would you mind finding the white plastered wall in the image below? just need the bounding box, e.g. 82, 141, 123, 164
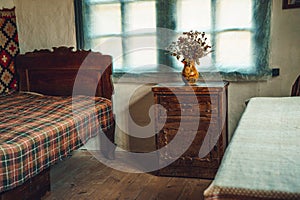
0, 0, 76, 53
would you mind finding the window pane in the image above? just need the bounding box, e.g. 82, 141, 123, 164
216, 31, 253, 70
177, 0, 211, 32
90, 36, 123, 71
86, 0, 115, 3
89, 3, 121, 36
216, 0, 252, 30
124, 35, 157, 71
125, 1, 156, 32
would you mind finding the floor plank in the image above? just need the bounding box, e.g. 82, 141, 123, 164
135, 175, 171, 200
43, 150, 212, 200
155, 177, 187, 200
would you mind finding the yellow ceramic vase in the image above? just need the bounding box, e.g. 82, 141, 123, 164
181, 60, 199, 85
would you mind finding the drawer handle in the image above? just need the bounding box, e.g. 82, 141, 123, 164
198, 157, 211, 162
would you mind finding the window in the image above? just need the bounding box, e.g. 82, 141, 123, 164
76, 0, 157, 72
75, 0, 272, 76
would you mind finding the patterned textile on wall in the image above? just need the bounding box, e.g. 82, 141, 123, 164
0, 7, 19, 94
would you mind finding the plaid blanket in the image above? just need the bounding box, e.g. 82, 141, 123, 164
0, 92, 113, 192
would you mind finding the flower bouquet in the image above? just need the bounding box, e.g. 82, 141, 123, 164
166, 30, 212, 84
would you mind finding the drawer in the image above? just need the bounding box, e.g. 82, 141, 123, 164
156, 126, 221, 164
156, 120, 219, 131
156, 94, 219, 121
158, 94, 217, 104
158, 94, 218, 115
156, 124, 218, 149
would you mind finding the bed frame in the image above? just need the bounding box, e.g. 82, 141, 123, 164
17, 46, 113, 99
0, 46, 115, 200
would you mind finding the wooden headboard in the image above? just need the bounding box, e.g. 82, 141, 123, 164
16, 46, 113, 100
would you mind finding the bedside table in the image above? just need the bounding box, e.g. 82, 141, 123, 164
152, 82, 229, 179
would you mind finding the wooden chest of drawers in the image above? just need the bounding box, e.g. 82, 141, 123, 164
152, 82, 228, 179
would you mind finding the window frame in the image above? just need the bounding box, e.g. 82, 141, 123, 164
75, 0, 157, 72
74, 0, 272, 79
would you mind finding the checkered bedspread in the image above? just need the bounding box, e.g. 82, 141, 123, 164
0, 92, 113, 192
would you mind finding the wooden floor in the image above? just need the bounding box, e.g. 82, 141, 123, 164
43, 150, 212, 200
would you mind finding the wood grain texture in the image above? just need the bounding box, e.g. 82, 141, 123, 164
43, 150, 212, 200
152, 82, 229, 179
16, 46, 113, 99
0, 169, 50, 200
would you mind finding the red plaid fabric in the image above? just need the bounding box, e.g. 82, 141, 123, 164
0, 92, 113, 192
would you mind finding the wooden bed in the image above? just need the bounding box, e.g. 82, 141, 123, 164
0, 47, 115, 199
204, 77, 300, 200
